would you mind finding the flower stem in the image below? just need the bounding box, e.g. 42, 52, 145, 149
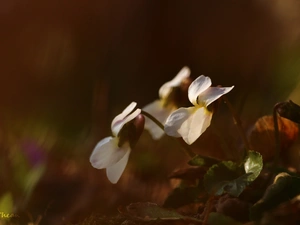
223, 96, 250, 159
176, 138, 196, 158
273, 103, 282, 168
141, 110, 164, 130
141, 110, 196, 158
202, 195, 218, 225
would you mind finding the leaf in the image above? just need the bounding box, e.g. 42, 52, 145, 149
204, 152, 263, 197
119, 202, 202, 223
163, 186, 204, 208
0, 192, 13, 213
248, 115, 298, 161
204, 161, 245, 196
223, 173, 253, 197
215, 194, 252, 222
244, 151, 263, 182
250, 172, 300, 221
208, 212, 242, 225
259, 195, 300, 225
188, 155, 220, 167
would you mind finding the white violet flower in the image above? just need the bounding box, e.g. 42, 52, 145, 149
164, 75, 234, 145
90, 102, 144, 184
143, 67, 191, 140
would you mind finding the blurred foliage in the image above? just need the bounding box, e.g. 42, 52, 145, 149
0, 192, 13, 214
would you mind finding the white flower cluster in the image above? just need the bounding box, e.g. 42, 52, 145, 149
90, 67, 234, 183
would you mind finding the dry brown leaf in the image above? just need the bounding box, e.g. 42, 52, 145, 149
215, 194, 252, 222
248, 115, 298, 161
260, 195, 300, 225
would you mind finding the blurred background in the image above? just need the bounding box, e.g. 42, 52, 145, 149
1, 0, 300, 224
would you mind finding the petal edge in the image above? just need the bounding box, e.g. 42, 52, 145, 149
188, 75, 211, 105
106, 147, 131, 184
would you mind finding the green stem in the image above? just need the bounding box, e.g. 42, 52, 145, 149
223, 96, 250, 159
141, 110, 164, 130
141, 110, 196, 158
210, 123, 233, 159
176, 138, 196, 158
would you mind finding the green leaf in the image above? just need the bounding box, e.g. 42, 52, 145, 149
0, 192, 13, 213
208, 212, 242, 225
250, 172, 300, 221
223, 173, 253, 197
204, 152, 263, 197
204, 161, 244, 196
244, 151, 263, 182
163, 186, 204, 208
188, 155, 220, 167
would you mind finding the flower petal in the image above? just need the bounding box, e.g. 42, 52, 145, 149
198, 86, 234, 107
111, 102, 140, 136
89, 137, 128, 169
159, 67, 190, 99
106, 147, 131, 184
178, 107, 213, 144
165, 107, 212, 145
122, 108, 141, 127
164, 107, 194, 138
143, 100, 175, 140
188, 75, 211, 105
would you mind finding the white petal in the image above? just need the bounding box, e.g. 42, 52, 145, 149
143, 100, 175, 140
159, 67, 190, 99
111, 102, 140, 136
165, 107, 212, 145
89, 137, 128, 169
178, 107, 213, 144
106, 148, 131, 184
122, 108, 141, 127
198, 86, 234, 107
164, 107, 194, 138
188, 75, 211, 105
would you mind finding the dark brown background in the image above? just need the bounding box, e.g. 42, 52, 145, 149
1, 1, 300, 224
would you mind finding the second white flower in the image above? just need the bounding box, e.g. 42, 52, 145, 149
164, 75, 234, 145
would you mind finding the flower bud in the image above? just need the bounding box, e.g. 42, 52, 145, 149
118, 114, 145, 149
